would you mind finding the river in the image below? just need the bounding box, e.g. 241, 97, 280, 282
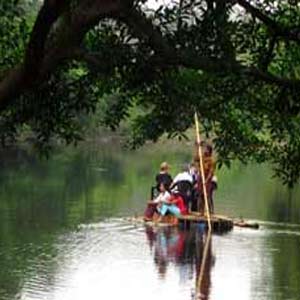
0, 140, 299, 300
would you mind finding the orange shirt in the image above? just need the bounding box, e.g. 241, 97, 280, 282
203, 156, 216, 179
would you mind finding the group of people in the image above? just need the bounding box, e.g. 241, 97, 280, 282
145, 225, 213, 294
144, 143, 217, 222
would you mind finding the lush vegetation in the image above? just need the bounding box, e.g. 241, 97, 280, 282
1, 0, 300, 186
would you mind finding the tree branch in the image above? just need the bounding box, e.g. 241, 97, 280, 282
0, 1, 68, 111
71, 48, 117, 74
0, 0, 128, 112
236, 0, 300, 42
123, 7, 300, 88
259, 36, 276, 71
1, 0, 300, 116
24, 0, 69, 76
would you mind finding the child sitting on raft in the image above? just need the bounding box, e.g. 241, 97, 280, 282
144, 182, 171, 221
157, 188, 187, 218
144, 183, 187, 222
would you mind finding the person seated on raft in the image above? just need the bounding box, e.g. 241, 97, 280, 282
156, 188, 187, 222
144, 182, 171, 221
153, 182, 171, 204
171, 164, 193, 186
169, 164, 193, 210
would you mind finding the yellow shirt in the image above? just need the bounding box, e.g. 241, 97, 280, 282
203, 156, 216, 179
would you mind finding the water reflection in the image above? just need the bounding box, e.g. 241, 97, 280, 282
2, 219, 300, 300
1, 143, 300, 300
145, 225, 214, 300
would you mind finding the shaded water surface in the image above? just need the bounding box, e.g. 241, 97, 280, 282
0, 142, 300, 300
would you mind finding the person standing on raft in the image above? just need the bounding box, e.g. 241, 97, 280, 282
156, 162, 173, 189
152, 162, 173, 199
195, 143, 217, 214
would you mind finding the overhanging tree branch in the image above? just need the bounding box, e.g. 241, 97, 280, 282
123, 7, 300, 88
1, 0, 300, 115
0, 0, 129, 112
0, 0, 68, 111
236, 0, 300, 42
24, 0, 69, 76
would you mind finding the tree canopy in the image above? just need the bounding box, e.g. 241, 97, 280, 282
1, 0, 300, 186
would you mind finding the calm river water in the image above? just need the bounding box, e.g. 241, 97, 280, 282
0, 140, 300, 300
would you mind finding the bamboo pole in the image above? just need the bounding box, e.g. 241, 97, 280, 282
194, 112, 212, 232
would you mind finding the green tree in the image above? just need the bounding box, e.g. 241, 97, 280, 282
1, 0, 300, 186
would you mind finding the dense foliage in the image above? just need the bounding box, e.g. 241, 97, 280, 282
1, 0, 300, 186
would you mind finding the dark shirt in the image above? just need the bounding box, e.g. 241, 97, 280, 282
155, 172, 173, 190
173, 180, 193, 205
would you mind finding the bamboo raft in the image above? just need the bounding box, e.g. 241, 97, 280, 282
178, 212, 234, 232
139, 212, 259, 232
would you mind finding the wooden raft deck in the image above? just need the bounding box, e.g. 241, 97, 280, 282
177, 212, 234, 232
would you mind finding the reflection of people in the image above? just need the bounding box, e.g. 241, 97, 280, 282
154, 228, 169, 279
145, 225, 156, 250
150, 227, 183, 279
145, 225, 214, 300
